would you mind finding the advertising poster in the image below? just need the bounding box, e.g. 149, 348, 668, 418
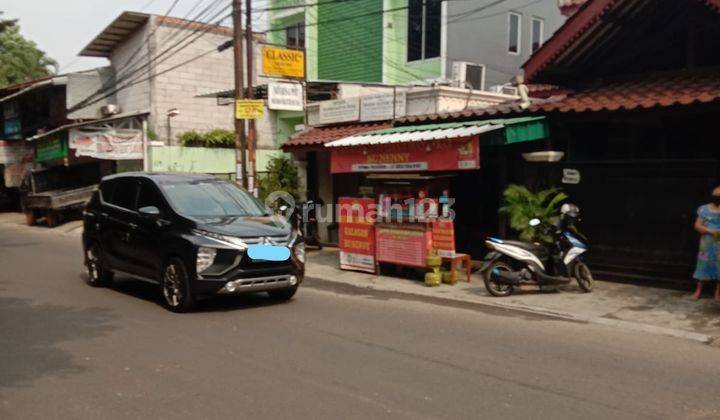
69, 127, 143, 160
338, 197, 376, 273
432, 219, 456, 258
375, 225, 431, 268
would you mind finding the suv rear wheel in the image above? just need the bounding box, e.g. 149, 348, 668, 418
161, 258, 195, 313
85, 244, 114, 287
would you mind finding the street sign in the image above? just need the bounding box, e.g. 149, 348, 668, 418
235, 99, 265, 119
268, 81, 304, 111
562, 168, 581, 184
262, 46, 305, 79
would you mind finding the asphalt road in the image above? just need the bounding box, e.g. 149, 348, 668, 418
2, 225, 720, 420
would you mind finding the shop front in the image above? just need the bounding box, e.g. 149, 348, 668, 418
326, 117, 549, 275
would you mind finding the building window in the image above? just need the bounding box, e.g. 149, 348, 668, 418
407, 0, 441, 62
531, 17, 544, 52
508, 12, 521, 55
285, 22, 305, 48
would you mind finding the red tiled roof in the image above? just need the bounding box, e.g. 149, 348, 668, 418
282, 122, 392, 150
399, 70, 720, 123
524, 0, 720, 82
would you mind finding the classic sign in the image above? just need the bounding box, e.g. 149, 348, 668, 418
69, 127, 143, 160
262, 47, 305, 78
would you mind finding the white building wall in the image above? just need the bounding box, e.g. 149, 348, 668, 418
110, 23, 152, 117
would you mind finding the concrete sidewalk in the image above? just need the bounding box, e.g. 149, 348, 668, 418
0, 212, 84, 237
306, 248, 720, 344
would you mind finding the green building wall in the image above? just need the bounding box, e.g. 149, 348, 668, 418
316, 0, 384, 82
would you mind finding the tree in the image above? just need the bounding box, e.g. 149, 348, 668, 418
0, 14, 56, 87
258, 155, 300, 204
498, 184, 568, 243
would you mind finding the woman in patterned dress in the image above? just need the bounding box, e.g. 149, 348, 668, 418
692, 187, 720, 300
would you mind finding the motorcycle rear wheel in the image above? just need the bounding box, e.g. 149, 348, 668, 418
574, 262, 594, 293
484, 261, 515, 297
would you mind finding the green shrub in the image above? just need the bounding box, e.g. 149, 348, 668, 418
178, 129, 235, 148
499, 184, 567, 243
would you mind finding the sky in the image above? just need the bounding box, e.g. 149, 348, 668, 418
2, 0, 268, 74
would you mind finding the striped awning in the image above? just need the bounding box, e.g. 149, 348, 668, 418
325, 117, 547, 148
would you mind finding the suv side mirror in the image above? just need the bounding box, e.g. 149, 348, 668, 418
139, 206, 160, 218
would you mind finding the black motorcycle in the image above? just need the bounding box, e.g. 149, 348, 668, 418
480, 204, 594, 297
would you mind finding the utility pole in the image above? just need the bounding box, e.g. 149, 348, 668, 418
245, 0, 257, 195
232, 0, 248, 189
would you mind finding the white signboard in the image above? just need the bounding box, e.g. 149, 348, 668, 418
318, 98, 360, 125
69, 127, 143, 160
268, 81, 304, 111
562, 168, 581, 184
360, 92, 406, 122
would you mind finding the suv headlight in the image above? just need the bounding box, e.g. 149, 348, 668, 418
292, 241, 306, 264
196, 247, 218, 273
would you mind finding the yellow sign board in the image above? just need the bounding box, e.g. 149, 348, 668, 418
262, 46, 305, 78
235, 99, 265, 119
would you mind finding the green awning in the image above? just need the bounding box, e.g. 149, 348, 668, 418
479, 116, 549, 146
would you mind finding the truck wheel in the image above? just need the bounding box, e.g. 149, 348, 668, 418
25, 211, 36, 226
46, 211, 58, 228
161, 258, 196, 313
268, 286, 298, 301
85, 244, 114, 287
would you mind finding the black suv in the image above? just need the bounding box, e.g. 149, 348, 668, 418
82, 173, 304, 312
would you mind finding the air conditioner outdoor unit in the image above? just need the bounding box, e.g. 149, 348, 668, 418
488, 85, 520, 96
451, 62, 486, 91
100, 104, 121, 117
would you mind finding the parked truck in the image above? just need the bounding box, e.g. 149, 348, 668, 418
20, 163, 101, 227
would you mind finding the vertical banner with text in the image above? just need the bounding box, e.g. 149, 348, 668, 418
338, 197, 377, 274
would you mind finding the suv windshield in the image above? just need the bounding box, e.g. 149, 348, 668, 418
160, 179, 269, 218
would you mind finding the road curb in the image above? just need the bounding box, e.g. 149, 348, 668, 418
306, 274, 717, 345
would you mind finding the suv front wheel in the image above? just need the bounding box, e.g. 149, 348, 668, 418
161, 258, 195, 313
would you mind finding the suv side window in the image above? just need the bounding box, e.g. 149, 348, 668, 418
110, 178, 138, 211
136, 180, 166, 212
99, 180, 116, 203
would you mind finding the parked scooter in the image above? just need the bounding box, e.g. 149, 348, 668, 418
480, 203, 594, 296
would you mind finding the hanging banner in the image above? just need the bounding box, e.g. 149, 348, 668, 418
331, 137, 480, 174
3, 163, 33, 188
235, 99, 265, 119
338, 197, 376, 273
262, 47, 305, 78
69, 127, 143, 160
0, 140, 33, 164
268, 81, 304, 111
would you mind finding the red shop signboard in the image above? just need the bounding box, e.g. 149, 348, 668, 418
338, 197, 377, 273
331, 136, 480, 174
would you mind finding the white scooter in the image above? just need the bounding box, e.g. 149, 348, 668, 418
480, 204, 594, 297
